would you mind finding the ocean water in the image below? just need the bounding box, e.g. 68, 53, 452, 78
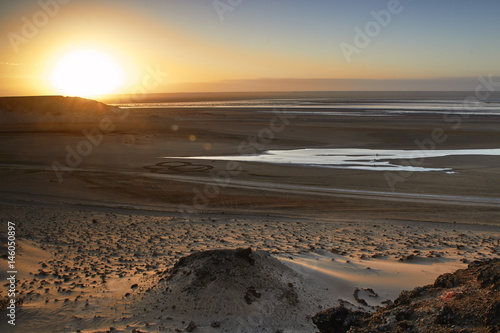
113, 97, 500, 116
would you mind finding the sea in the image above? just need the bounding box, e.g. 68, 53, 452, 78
108, 91, 500, 117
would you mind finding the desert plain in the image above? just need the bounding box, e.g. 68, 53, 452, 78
0, 93, 499, 332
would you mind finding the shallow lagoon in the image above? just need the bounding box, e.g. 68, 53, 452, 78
170, 148, 500, 173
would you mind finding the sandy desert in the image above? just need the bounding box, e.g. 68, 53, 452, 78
0, 94, 499, 332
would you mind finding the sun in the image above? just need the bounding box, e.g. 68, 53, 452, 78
49, 49, 125, 97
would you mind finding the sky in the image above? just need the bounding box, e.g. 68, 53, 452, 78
1, 0, 500, 96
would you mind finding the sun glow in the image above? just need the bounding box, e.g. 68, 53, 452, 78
49, 49, 125, 97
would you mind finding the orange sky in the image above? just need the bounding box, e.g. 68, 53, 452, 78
1, 1, 500, 97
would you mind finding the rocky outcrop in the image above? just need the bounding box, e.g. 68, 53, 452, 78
313, 259, 500, 333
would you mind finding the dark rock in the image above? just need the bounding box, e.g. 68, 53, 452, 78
377, 314, 397, 331
236, 247, 255, 265
244, 286, 261, 305
476, 259, 500, 290
484, 300, 500, 326
314, 259, 500, 333
353, 288, 368, 306
356, 298, 368, 306
435, 305, 455, 325
312, 305, 369, 333
396, 320, 414, 330
394, 286, 426, 306
434, 272, 459, 288
186, 321, 197, 332
468, 259, 492, 269
398, 254, 415, 262
393, 306, 414, 321
365, 288, 379, 298
393, 291, 411, 306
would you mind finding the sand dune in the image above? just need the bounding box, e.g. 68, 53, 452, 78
1, 204, 498, 332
